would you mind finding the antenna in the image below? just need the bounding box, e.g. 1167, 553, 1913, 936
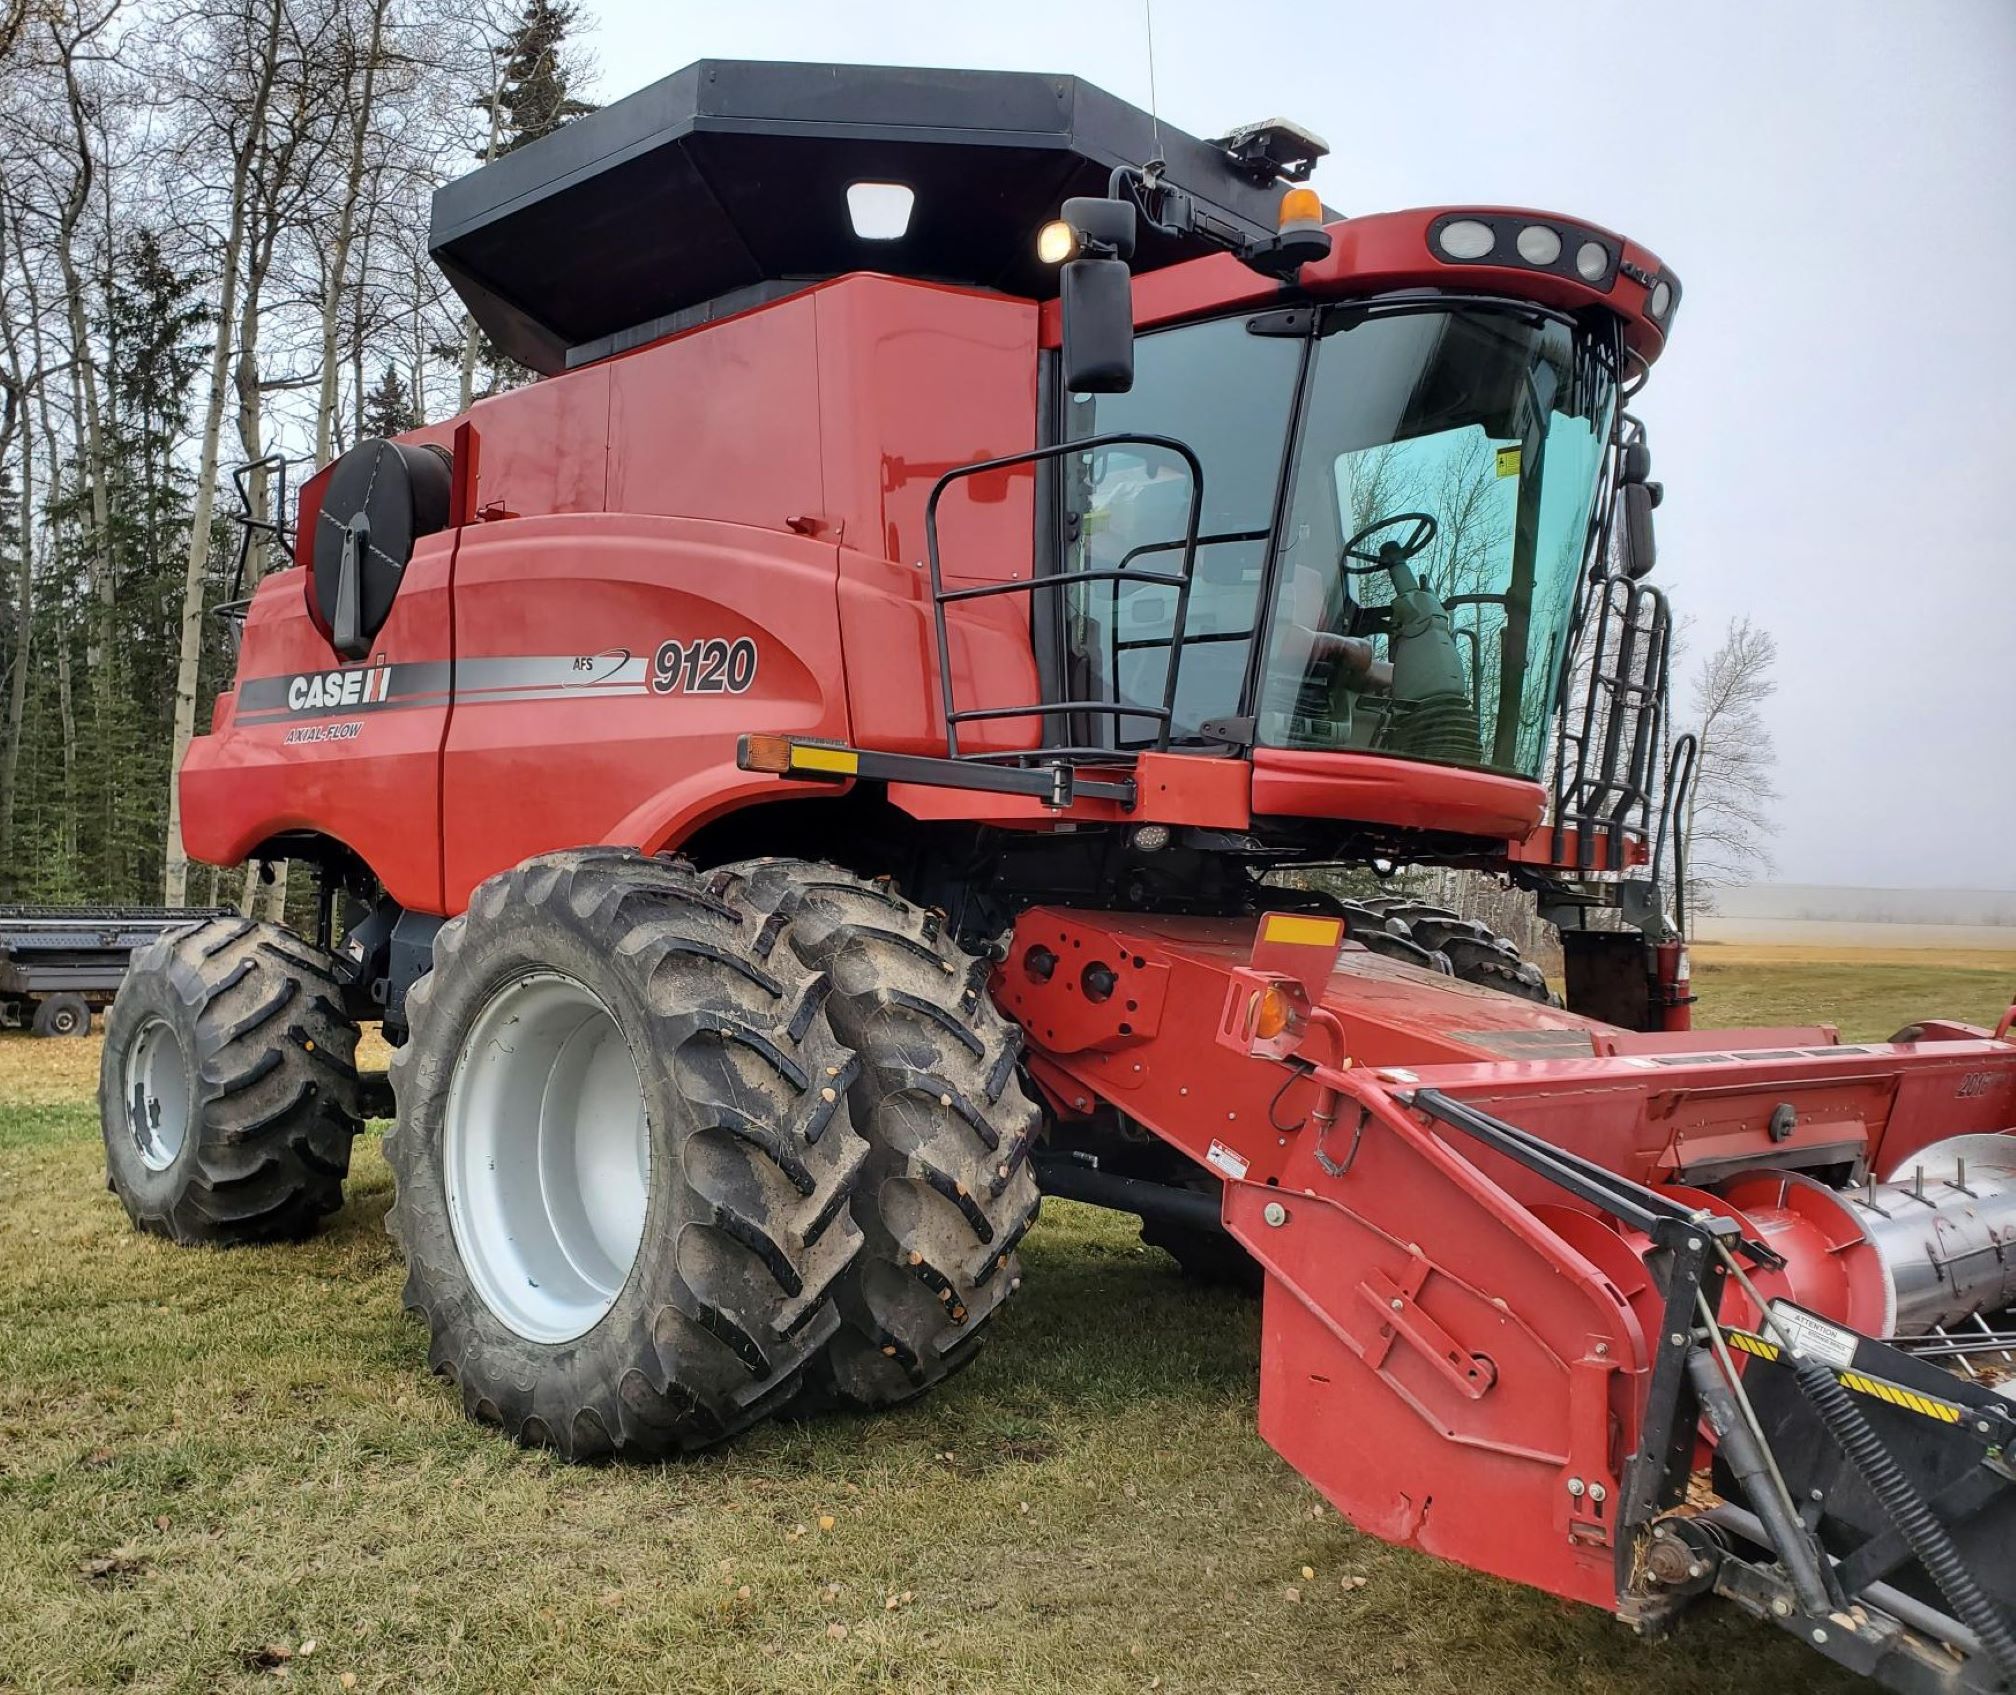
1142, 0, 1162, 161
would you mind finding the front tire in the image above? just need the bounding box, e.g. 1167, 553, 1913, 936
385, 849, 869, 1458
99, 918, 361, 1243
720, 860, 1041, 1410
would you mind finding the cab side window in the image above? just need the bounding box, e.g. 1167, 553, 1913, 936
1061, 318, 1301, 744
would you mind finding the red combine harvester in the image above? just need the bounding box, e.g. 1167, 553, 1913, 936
101, 62, 2014, 1691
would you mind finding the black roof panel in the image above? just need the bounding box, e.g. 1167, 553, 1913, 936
430, 59, 1299, 374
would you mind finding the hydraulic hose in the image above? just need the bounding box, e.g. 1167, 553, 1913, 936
1788, 1353, 2016, 1687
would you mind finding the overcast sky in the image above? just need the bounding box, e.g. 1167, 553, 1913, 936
584, 0, 2016, 892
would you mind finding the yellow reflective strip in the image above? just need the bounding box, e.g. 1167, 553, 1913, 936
1837, 1371, 1961, 1423
1728, 1332, 1964, 1423
1262, 914, 1344, 948
791, 745, 859, 776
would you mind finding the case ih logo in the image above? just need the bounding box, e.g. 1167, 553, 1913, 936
231, 643, 754, 727
287, 663, 394, 712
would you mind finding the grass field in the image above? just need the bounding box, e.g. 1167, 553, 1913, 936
3, 948, 2012, 1693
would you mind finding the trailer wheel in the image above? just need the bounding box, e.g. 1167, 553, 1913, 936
32, 992, 92, 1038
99, 918, 361, 1244
718, 859, 1041, 1410
385, 849, 869, 1458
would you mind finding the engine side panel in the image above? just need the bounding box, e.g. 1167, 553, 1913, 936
180, 533, 457, 913
438, 513, 850, 910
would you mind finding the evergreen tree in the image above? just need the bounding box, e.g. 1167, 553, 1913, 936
22, 227, 212, 903
476, 1, 596, 159
361, 364, 420, 439
454, 2, 599, 402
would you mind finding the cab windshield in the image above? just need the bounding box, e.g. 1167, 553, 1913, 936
1060, 302, 1618, 779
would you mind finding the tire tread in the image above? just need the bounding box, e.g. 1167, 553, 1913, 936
99, 919, 361, 1244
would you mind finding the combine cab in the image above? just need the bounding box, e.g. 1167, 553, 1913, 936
106, 60, 2014, 1692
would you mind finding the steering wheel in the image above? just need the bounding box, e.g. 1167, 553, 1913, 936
1339, 512, 1439, 576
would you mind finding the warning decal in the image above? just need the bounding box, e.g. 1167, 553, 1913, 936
1205, 1139, 1250, 1182
1766, 1301, 1858, 1369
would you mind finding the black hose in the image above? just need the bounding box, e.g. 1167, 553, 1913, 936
1790, 1354, 2016, 1685
1030, 1157, 1224, 1233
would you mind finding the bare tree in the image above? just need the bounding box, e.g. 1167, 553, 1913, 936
0, 178, 43, 867
45, 4, 124, 731
0, 0, 35, 62
162, 0, 287, 904
0, 0, 593, 908
311, 0, 393, 465
1678, 615, 1778, 928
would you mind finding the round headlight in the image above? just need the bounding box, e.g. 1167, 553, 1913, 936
1035, 219, 1078, 265
1516, 224, 1562, 266
1648, 280, 1673, 319
1575, 240, 1609, 281
1437, 219, 1495, 261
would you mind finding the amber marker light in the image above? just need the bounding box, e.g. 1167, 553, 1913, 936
1278, 185, 1323, 231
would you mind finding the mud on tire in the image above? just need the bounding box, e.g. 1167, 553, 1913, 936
99, 917, 361, 1244
718, 859, 1041, 1409
385, 849, 869, 1458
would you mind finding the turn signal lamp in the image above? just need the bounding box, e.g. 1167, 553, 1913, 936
1247, 984, 1294, 1042
739, 733, 795, 774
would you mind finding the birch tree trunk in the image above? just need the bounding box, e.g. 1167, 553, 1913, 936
51, 19, 118, 809
55, 612, 76, 866
313, 0, 387, 467
0, 188, 33, 882
0, 412, 33, 883
162, 0, 283, 905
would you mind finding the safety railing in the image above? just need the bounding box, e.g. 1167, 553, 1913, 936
213, 453, 297, 640
1550, 570, 1673, 873
924, 433, 1204, 763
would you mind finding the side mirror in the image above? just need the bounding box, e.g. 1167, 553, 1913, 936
1060, 258, 1134, 394
1043, 196, 1138, 395
1621, 480, 1658, 578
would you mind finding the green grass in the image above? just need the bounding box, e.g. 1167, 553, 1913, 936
11, 949, 2005, 1692
1689, 949, 2016, 1043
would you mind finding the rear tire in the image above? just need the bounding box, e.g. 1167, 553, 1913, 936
99, 918, 361, 1244
33, 992, 91, 1037
1343, 897, 1554, 1003
719, 859, 1040, 1410
385, 849, 869, 1458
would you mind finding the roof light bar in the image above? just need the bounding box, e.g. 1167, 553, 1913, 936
1427, 211, 1621, 291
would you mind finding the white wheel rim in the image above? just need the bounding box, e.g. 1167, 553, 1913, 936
125, 1016, 191, 1171
443, 971, 652, 1343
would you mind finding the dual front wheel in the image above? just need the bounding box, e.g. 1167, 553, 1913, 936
100, 852, 1040, 1459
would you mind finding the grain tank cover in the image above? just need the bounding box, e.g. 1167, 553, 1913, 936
429, 59, 1305, 375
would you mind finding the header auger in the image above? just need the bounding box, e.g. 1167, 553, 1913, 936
104, 58, 2013, 1692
